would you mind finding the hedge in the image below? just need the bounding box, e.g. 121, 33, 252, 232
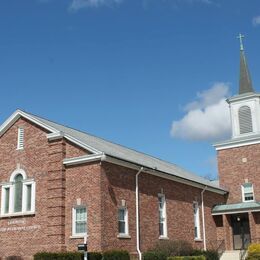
167, 257, 205, 260
142, 251, 168, 260
34, 252, 102, 260
88, 252, 103, 260
34, 252, 82, 260
103, 250, 130, 260
191, 250, 219, 260
246, 252, 260, 260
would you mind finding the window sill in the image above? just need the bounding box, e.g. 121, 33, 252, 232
0, 212, 35, 219
117, 234, 131, 239
70, 235, 87, 239
159, 236, 169, 240
194, 238, 203, 242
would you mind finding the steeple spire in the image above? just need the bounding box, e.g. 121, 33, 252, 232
237, 33, 254, 94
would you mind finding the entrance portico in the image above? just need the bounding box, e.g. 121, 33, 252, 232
212, 202, 260, 250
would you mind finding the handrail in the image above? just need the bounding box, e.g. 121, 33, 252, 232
239, 237, 249, 260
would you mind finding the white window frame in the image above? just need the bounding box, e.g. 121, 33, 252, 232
0, 169, 36, 217
17, 127, 24, 150
72, 206, 87, 237
118, 207, 129, 237
158, 193, 167, 239
193, 201, 201, 240
242, 183, 255, 202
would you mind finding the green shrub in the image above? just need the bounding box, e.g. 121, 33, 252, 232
88, 252, 103, 260
142, 251, 168, 260
246, 252, 260, 260
248, 244, 260, 254
191, 250, 219, 260
34, 252, 83, 260
153, 240, 193, 257
167, 256, 205, 260
103, 250, 130, 260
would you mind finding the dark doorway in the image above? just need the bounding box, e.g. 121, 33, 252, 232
231, 213, 251, 250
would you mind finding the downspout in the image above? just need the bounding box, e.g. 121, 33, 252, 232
201, 186, 207, 251
136, 167, 144, 260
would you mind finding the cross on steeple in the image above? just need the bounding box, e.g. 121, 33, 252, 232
237, 33, 245, 51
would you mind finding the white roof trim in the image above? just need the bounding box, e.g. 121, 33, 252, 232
214, 136, 260, 151
0, 110, 57, 137
64, 153, 104, 166
64, 134, 101, 154
103, 155, 227, 195
0, 110, 101, 155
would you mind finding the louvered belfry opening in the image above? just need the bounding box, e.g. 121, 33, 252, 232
239, 105, 253, 134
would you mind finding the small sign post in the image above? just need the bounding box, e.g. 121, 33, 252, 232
77, 235, 88, 260
84, 235, 88, 260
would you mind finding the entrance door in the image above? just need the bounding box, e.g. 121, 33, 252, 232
231, 214, 251, 250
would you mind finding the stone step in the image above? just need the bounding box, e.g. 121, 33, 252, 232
220, 250, 241, 260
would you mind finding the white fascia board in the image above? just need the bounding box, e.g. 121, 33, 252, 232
0, 110, 101, 155
0, 110, 57, 137
227, 93, 260, 103
212, 208, 260, 216
63, 153, 104, 166
64, 134, 101, 154
103, 155, 227, 195
47, 131, 65, 141
214, 136, 260, 151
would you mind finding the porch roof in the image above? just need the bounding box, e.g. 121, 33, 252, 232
212, 201, 260, 215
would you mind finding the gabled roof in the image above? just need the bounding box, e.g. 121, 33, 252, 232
0, 109, 227, 194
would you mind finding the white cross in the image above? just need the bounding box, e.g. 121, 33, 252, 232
237, 33, 245, 51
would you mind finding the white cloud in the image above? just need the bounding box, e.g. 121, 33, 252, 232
69, 0, 123, 10
171, 83, 231, 142
252, 16, 260, 27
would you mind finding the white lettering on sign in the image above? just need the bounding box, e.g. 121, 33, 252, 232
8, 219, 26, 225
0, 225, 41, 232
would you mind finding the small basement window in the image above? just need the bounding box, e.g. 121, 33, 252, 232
242, 183, 254, 202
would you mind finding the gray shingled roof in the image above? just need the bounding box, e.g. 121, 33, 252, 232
25, 111, 226, 193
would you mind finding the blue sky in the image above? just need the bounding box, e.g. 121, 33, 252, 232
0, 0, 260, 179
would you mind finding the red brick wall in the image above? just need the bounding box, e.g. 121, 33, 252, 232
0, 118, 57, 259
100, 162, 225, 255
65, 162, 102, 252
66, 141, 89, 158
217, 144, 260, 204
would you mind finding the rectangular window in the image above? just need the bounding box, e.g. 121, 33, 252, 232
73, 207, 87, 236
17, 127, 24, 150
118, 207, 128, 235
193, 202, 201, 239
242, 183, 254, 202
158, 194, 167, 238
4, 188, 10, 214
26, 185, 32, 211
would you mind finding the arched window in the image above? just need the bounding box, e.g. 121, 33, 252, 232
239, 106, 253, 134
14, 174, 23, 212
1, 169, 35, 216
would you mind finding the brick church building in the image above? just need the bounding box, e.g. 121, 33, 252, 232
0, 39, 259, 259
